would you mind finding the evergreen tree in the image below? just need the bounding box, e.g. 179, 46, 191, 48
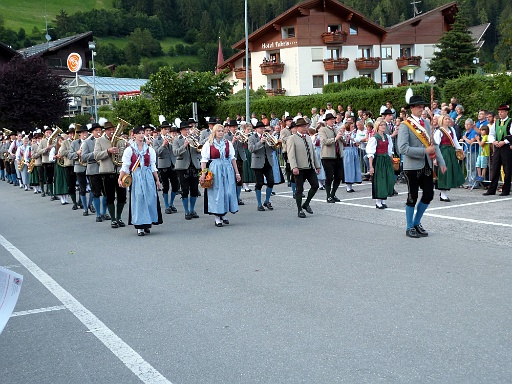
427, 10, 478, 85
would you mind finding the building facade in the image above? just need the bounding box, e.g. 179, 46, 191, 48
219, 0, 458, 96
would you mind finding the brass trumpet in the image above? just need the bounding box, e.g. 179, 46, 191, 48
186, 135, 203, 151
163, 134, 174, 144
234, 131, 249, 143
263, 132, 282, 148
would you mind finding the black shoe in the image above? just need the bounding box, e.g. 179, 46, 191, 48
287, 182, 291, 187
238, 199, 245, 205
376, 204, 385, 209
197, 191, 201, 197
263, 202, 273, 210
144, 228, 150, 234
215, 222, 223, 227
96, 216, 103, 222
165, 207, 173, 214
103, 214, 111, 220
414, 224, 428, 237
222, 219, 229, 225
117, 220, 126, 227
170, 205, 177, 212
244, 188, 252, 192
111, 220, 119, 228
406, 228, 420, 238
382, 203, 388, 209
257, 205, 265, 211
137, 230, 145, 236
83, 211, 89, 216
271, 191, 276, 196
41, 192, 46, 197
440, 196, 451, 202
499, 192, 510, 196
292, 193, 296, 198
393, 189, 398, 196
332, 196, 340, 202
51, 196, 58, 201
482, 191, 495, 196
302, 205, 313, 214
190, 211, 199, 218
347, 189, 355, 193
298, 210, 307, 218
78, 203, 83, 209
89, 205, 96, 213
72, 204, 78, 210
185, 213, 192, 220
327, 197, 335, 203
61, 201, 69, 205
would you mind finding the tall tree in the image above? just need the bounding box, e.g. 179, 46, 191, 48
142, 67, 233, 121
494, 5, 512, 69
427, 10, 478, 85
0, 56, 68, 130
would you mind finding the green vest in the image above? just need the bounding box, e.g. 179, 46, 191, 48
496, 117, 511, 141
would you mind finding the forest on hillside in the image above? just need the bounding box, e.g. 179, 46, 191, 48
1, 0, 511, 73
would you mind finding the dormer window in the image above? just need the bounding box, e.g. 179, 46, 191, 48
282, 26, 295, 39
350, 24, 358, 35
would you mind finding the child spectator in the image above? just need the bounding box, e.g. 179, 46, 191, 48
475, 125, 490, 182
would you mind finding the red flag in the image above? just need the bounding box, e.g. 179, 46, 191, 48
216, 37, 224, 74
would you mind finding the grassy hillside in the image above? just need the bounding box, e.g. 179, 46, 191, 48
0, 0, 113, 31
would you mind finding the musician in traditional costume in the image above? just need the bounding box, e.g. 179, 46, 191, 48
318, 113, 345, 202
69, 124, 90, 215
153, 119, 179, 214
172, 121, 201, 220
0, 131, 7, 181
53, 135, 69, 204
483, 104, 512, 196
248, 121, 275, 211
4, 131, 16, 184
29, 130, 42, 193
398, 95, 446, 238
241, 122, 255, 191
434, 114, 465, 202
82, 123, 107, 222
200, 117, 216, 145
224, 120, 246, 205
200, 124, 240, 226
118, 125, 162, 236
366, 119, 394, 209
37, 126, 56, 198
280, 116, 294, 193
94, 121, 127, 228
58, 125, 78, 209
287, 118, 321, 218
15, 136, 30, 190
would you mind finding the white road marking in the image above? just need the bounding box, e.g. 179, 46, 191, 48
274, 193, 512, 227
426, 197, 512, 211
11, 305, 66, 317
0, 234, 172, 384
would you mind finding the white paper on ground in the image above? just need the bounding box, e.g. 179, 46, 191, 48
0, 267, 23, 335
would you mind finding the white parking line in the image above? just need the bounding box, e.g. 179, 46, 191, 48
427, 197, 512, 211
0, 234, 172, 384
11, 305, 66, 317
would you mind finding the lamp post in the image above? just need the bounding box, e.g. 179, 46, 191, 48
88, 41, 98, 123
244, 0, 250, 122
428, 76, 436, 112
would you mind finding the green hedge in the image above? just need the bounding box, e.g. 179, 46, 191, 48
323, 77, 380, 93
215, 84, 441, 119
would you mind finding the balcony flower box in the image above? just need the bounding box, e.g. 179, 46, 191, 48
354, 57, 381, 70
260, 62, 285, 75
323, 58, 349, 71
265, 88, 286, 96
321, 31, 348, 45
234, 67, 251, 79
396, 56, 422, 69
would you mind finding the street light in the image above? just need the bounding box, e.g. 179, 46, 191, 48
88, 41, 98, 123
428, 76, 437, 111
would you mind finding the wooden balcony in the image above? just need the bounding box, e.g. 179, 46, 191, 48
321, 31, 348, 45
265, 88, 286, 96
323, 58, 349, 71
260, 62, 285, 75
234, 67, 251, 79
396, 56, 422, 69
354, 57, 381, 70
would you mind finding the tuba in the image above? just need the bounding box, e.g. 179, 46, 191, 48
48, 126, 63, 146
111, 118, 130, 166
263, 132, 282, 148
55, 139, 65, 167
4, 129, 12, 137
73, 124, 81, 141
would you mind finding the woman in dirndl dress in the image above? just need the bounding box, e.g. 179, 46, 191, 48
118, 125, 163, 236
434, 114, 465, 202
200, 124, 240, 227
366, 120, 395, 209
343, 121, 362, 192
52, 136, 69, 204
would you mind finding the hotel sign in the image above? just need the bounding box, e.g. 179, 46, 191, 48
262, 39, 298, 50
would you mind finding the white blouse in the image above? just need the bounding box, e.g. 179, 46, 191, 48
365, 134, 393, 157
120, 145, 157, 174
434, 126, 462, 149
200, 140, 235, 163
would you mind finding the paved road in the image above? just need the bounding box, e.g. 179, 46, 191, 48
1, 180, 511, 383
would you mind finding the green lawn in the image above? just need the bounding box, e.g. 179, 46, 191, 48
96, 37, 191, 52
0, 0, 113, 31
142, 55, 200, 67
